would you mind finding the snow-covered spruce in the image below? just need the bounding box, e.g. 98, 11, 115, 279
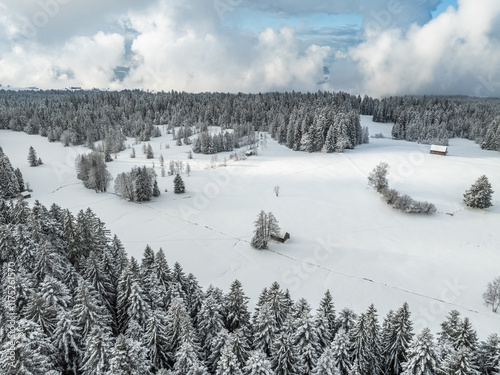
463, 175, 494, 209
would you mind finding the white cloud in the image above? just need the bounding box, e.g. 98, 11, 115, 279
0, 0, 499, 97
349, 0, 500, 97
0, 31, 125, 88
122, 3, 330, 92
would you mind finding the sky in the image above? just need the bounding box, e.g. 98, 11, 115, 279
0, 0, 499, 97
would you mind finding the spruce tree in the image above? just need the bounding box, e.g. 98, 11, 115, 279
331, 328, 352, 375
165, 297, 193, 364
108, 334, 152, 375
349, 312, 374, 375
216, 338, 244, 375
253, 302, 278, 357
315, 290, 336, 348
224, 279, 251, 333
401, 328, 438, 375
127, 280, 150, 329
24, 291, 58, 337
293, 303, 322, 374
382, 303, 414, 375
271, 332, 303, 375
313, 345, 341, 375
72, 282, 111, 343
174, 174, 185, 194
0, 149, 21, 198
244, 350, 273, 375
80, 326, 114, 375
463, 175, 494, 209
52, 311, 82, 375
197, 294, 225, 358
0, 318, 59, 374
28, 146, 39, 167
144, 309, 170, 371
173, 340, 209, 375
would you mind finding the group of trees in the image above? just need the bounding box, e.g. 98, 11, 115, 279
0, 90, 372, 157
114, 166, 161, 202
251, 211, 280, 249
192, 131, 236, 155
0, 198, 499, 374
0, 147, 25, 199
369, 96, 500, 150
75, 152, 112, 193
367, 163, 437, 214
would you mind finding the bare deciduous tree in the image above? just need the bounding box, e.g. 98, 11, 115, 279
483, 276, 500, 312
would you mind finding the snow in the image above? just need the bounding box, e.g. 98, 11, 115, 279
1, 115, 500, 338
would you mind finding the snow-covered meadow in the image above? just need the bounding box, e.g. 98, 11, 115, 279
1, 115, 499, 337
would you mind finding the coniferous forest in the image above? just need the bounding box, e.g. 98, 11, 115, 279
1, 90, 500, 156
0, 195, 498, 374
1, 90, 500, 374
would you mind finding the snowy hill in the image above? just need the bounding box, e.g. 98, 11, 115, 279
1, 115, 499, 338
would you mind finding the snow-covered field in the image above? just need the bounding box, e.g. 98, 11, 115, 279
1, 115, 499, 338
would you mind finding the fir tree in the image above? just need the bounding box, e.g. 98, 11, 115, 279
271, 332, 303, 375
293, 303, 322, 374
224, 279, 251, 333
146, 143, 154, 159
80, 326, 114, 375
0, 318, 59, 375
207, 327, 230, 373
126, 280, 150, 329
463, 175, 494, 209
144, 309, 170, 371
108, 334, 152, 375
28, 146, 40, 167
331, 328, 352, 375
52, 310, 82, 375
401, 328, 438, 375
216, 339, 244, 375
253, 302, 278, 357
72, 282, 111, 343
0, 149, 21, 198
244, 350, 273, 375
313, 345, 341, 375
439, 345, 479, 375
24, 291, 58, 336
382, 303, 414, 375
172, 340, 209, 375
174, 174, 185, 194
350, 312, 376, 375
165, 297, 193, 364
315, 290, 336, 348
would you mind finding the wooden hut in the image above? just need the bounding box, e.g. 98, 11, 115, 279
430, 145, 448, 156
271, 231, 290, 243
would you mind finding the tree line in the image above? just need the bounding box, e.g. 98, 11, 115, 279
369, 95, 500, 150
0, 197, 499, 374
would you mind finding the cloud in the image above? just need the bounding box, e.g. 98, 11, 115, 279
0, 31, 125, 88
0, 0, 499, 97
349, 0, 500, 97
121, 1, 330, 92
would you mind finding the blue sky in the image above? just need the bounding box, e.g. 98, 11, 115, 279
1, 0, 498, 97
